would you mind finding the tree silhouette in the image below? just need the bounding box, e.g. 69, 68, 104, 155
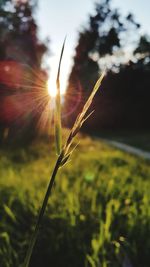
68, 0, 139, 92
0, 0, 48, 144
134, 35, 150, 70
65, 0, 140, 128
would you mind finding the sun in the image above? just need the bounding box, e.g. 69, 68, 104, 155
47, 78, 57, 97
47, 76, 67, 98
47, 54, 69, 98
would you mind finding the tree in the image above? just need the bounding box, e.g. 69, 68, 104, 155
67, 0, 139, 91
0, 0, 48, 144
133, 35, 150, 70
64, 0, 141, 129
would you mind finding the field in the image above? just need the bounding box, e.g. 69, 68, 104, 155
0, 133, 150, 267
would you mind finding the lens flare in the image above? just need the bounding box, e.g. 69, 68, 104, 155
47, 78, 57, 97
47, 77, 66, 98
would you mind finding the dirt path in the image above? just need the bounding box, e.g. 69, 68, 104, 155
101, 139, 150, 160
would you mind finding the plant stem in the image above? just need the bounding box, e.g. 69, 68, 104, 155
22, 153, 63, 267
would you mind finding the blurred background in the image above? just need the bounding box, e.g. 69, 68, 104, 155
0, 0, 150, 145
0, 1, 150, 267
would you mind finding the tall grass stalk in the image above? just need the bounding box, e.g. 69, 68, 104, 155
22, 41, 105, 267
55, 37, 66, 155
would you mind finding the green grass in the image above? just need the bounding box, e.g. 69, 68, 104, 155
0, 134, 150, 267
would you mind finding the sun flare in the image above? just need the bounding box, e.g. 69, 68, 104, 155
47, 78, 57, 97
47, 52, 69, 98
47, 76, 66, 98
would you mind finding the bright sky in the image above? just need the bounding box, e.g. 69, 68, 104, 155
36, 0, 150, 93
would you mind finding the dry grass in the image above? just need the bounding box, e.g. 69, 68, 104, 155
22, 41, 104, 267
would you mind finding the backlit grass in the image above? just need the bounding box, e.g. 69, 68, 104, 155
0, 134, 150, 267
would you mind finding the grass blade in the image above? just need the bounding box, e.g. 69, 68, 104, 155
55, 37, 66, 155
65, 72, 105, 153
22, 51, 104, 267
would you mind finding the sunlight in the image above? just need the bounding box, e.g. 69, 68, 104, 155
47, 78, 57, 97
46, 51, 70, 98
47, 76, 67, 98
47, 71, 67, 98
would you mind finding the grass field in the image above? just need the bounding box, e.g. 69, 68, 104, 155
0, 133, 150, 267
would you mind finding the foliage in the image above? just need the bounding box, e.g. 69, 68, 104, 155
67, 0, 139, 96
134, 35, 150, 69
0, 135, 150, 267
22, 67, 104, 267
64, 0, 150, 131
0, 0, 47, 66
79, 68, 150, 131
0, 0, 48, 144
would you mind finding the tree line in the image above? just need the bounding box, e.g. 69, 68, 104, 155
0, 0, 150, 145
64, 0, 150, 132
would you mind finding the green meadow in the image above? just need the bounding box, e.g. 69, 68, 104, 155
0, 134, 150, 267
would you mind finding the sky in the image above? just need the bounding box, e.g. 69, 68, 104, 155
36, 0, 150, 93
